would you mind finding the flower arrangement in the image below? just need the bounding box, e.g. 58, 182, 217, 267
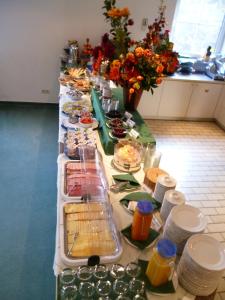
103, 0, 134, 57
93, 0, 179, 100
109, 47, 164, 95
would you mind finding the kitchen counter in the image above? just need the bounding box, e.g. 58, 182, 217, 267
165, 72, 225, 84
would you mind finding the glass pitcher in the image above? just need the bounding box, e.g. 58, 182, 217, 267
146, 239, 176, 286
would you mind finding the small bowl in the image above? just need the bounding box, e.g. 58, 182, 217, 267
109, 118, 124, 128
112, 128, 127, 138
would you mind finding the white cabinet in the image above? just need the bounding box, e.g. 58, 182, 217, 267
137, 83, 163, 118
215, 85, 225, 128
158, 81, 192, 118
186, 83, 223, 118
138, 76, 224, 120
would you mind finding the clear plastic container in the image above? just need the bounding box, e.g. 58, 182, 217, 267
60, 200, 122, 266
61, 155, 108, 202
113, 139, 142, 172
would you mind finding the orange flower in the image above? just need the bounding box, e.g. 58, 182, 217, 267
129, 77, 137, 84
109, 66, 120, 81
111, 59, 121, 68
156, 64, 164, 74
129, 88, 135, 94
120, 7, 130, 16
156, 77, 162, 84
137, 75, 143, 81
126, 52, 135, 63
107, 7, 129, 18
144, 49, 152, 57
135, 47, 145, 57
107, 8, 120, 17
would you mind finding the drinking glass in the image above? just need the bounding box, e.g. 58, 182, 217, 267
79, 281, 95, 298
94, 264, 109, 280
77, 265, 93, 281
96, 280, 112, 296
133, 295, 146, 300
113, 279, 128, 296
129, 279, 145, 295
60, 268, 76, 286
61, 285, 78, 300
115, 295, 131, 300
110, 264, 125, 279
125, 262, 141, 278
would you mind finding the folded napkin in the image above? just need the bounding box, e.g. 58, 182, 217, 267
138, 259, 176, 294
120, 192, 161, 210
111, 173, 140, 192
121, 224, 159, 250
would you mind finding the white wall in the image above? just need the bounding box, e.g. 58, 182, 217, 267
0, 0, 177, 103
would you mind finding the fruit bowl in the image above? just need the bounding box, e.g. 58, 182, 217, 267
109, 118, 124, 128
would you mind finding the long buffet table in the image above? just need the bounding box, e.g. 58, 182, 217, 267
54, 82, 199, 300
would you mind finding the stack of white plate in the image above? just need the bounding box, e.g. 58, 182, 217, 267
177, 234, 225, 296
163, 204, 207, 254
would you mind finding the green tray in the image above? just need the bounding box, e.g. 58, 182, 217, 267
91, 88, 156, 155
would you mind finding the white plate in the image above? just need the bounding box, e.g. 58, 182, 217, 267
61, 118, 79, 130
186, 234, 225, 271
79, 118, 98, 129
123, 235, 158, 249
170, 204, 207, 233
111, 159, 141, 173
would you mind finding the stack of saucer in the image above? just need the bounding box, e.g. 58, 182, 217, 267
162, 204, 207, 254
177, 234, 225, 296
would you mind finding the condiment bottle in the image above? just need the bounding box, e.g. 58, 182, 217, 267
146, 239, 177, 286
131, 200, 153, 241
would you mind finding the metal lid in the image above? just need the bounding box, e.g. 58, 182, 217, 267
157, 175, 176, 187
164, 190, 186, 205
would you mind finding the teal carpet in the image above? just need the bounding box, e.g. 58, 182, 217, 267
0, 102, 58, 300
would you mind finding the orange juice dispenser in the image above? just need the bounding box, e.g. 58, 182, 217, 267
146, 239, 177, 286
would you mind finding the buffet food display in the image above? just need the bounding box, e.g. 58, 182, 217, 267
55, 67, 225, 300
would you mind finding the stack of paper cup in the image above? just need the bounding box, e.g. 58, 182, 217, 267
160, 190, 186, 222
153, 174, 176, 203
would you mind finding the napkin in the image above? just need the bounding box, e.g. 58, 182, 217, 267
121, 224, 159, 250
138, 259, 176, 294
120, 192, 161, 210
111, 173, 140, 192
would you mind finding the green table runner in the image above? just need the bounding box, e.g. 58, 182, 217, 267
91, 88, 156, 155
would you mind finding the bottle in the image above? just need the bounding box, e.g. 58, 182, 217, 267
131, 200, 154, 241
146, 239, 177, 286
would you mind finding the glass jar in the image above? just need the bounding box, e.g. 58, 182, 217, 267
146, 239, 176, 286
131, 200, 153, 241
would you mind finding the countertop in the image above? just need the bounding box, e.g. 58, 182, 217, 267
164, 72, 225, 84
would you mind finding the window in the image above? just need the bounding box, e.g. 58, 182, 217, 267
171, 0, 225, 57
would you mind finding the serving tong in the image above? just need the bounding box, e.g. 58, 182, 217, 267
67, 232, 79, 256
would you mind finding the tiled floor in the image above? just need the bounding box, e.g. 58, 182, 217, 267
145, 119, 225, 300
